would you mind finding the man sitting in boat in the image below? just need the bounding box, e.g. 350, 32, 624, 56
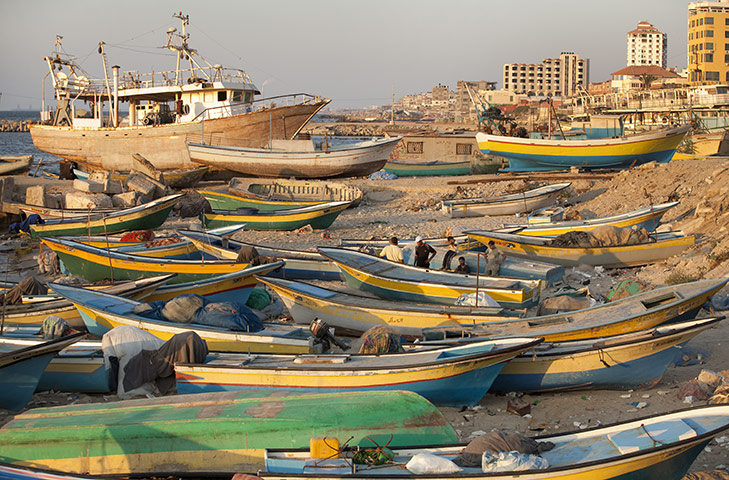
454, 256, 471, 274
414, 236, 437, 268
483, 240, 506, 276
379, 236, 404, 263
441, 236, 458, 270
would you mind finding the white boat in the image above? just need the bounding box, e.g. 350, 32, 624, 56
30, 13, 329, 172
187, 136, 402, 179
442, 183, 571, 218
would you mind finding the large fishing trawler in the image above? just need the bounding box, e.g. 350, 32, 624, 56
30, 12, 330, 172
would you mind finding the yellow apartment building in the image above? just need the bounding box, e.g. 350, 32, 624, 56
688, 0, 729, 84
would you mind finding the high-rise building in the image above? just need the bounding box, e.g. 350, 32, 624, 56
688, 0, 729, 84
627, 21, 668, 67
503, 52, 589, 97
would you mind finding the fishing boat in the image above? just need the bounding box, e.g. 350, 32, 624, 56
180, 230, 342, 280
261, 404, 729, 480
202, 201, 351, 230
29, 194, 182, 238
175, 337, 542, 407
0, 274, 173, 329
187, 137, 401, 179
464, 230, 694, 268
383, 159, 471, 177
0, 332, 85, 411
200, 188, 328, 211
0, 335, 110, 394
260, 277, 726, 341
40, 237, 263, 284
0, 390, 459, 475
30, 13, 329, 172
64, 224, 245, 249
477, 125, 690, 172
489, 317, 722, 393
317, 247, 542, 309
498, 201, 680, 237
442, 183, 571, 218
49, 282, 319, 354
0, 462, 109, 480
16, 203, 118, 220
0, 155, 33, 176
230, 178, 364, 207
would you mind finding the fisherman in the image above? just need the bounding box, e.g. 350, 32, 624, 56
454, 256, 471, 274
379, 236, 404, 263
414, 235, 437, 268
482, 240, 506, 276
441, 236, 458, 270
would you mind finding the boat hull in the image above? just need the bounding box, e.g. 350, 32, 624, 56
199, 189, 325, 211
384, 159, 471, 176
202, 201, 350, 230
0, 390, 459, 475
477, 125, 689, 172
188, 137, 400, 179
29, 100, 329, 171
442, 183, 571, 218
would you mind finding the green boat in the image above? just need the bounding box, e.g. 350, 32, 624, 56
202, 200, 351, 230
0, 390, 458, 476
29, 194, 183, 238
198, 188, 328, 211
383, 159, 471, 176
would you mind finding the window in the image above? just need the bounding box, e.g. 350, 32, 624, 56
456, 143, 472, 155
725, 53, 729, 63
406, 142, 423, 154
706, 16, 714, 24
707, 42, 714, 49
217, 91, 227, 101
708, 29, 715, 37
707, 71, 720, 81
705, 53, 714, 62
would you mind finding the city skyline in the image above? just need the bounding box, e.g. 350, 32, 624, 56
1, 0, 692, 110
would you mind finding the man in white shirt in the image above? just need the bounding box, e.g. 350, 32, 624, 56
379, 236, 404, 263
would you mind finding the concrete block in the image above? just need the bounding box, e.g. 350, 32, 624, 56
45, 193, 62, 210
88, 171, 110, 183
126, 172, 161, 198
26, 185, 46, 206
65, 191, 113, 210
73, 178, 104, 193
103, 181, 123, 195
112, 191, 139, 208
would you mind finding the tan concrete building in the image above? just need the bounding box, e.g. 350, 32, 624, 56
455, 80, 496, 123
503, 52, 589, 97
688, 0, 729, 84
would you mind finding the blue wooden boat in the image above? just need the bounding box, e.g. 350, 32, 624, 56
180, 230, 342, 280
261, 404, 729, 480
478, 125, 690, 172
175, 337, 542, 407
0, 332, 85, 411
0, 462, 108, 480
0, 333, 110, 394
488, 317, 722, 393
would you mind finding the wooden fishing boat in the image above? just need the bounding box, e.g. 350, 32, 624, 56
29, 194, 183, 238
40, 237, 260, 284
0, 332, 85, 411
465, 230, 694, 268
180, 230, 342, 280
383, 159, 471, 177
73, 165, 209, 189
489, 317, 722, 393
202, 200, 351, 230
259, 277, 727, 342
0, 390, 459, 475
176, 337, 542, 407
317, 247, 542, 309
17, 203, 118, 220
0, 335, 110, 394
498, 201, 680, 237
0, 155, 33, 176
261, 404, 729, 480
231, 178, 364, 207
187, 136, 401, 179
0, 462, 108, 480
0, 274, 173, 329
49, 282, 319, 354
442, 182, 571, 218
66, 224, 245, 249
143, 262, 283, 304
478, 125, 690, 172
199, 188, 329, 211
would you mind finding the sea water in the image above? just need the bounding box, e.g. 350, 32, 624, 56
0, 110, 62, 175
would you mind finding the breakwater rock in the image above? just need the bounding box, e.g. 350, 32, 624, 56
0, 120, 32, 132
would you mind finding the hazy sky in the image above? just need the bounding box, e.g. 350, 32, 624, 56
1, 0, 691, 110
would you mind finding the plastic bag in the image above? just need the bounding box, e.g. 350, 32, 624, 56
481, 451, 549, 472
406, 453, 462, 474
455, 292, 500, 307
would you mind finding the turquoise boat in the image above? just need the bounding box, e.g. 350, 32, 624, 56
0, 332, 85, 411
262, 405, 729, 480
199, 188, 327, 211
0, 390, 459, 475
478, 125, 689, 172
175, 337, 542, 406
383, 159, 471, 176
202, 200, 351, 230
29, 194, 183, 238
489, 317, 722, 393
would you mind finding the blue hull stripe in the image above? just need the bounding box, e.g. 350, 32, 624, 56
485, 148, 678, 172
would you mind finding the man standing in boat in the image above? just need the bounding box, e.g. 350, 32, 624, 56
379, 236, 404, 263
441, 236, 458, 270
482, 240, 506, 276
414, 236, 437, 269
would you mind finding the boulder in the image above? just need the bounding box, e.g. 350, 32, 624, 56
64, 191, 113, 210
126, 172, 163, 198
73, 179, 104, 194
103, 180, 123, 195
25, 185, 46, 206
112, 191, 139, 208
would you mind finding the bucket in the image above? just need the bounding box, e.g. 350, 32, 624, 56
310, 437, 340, 459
